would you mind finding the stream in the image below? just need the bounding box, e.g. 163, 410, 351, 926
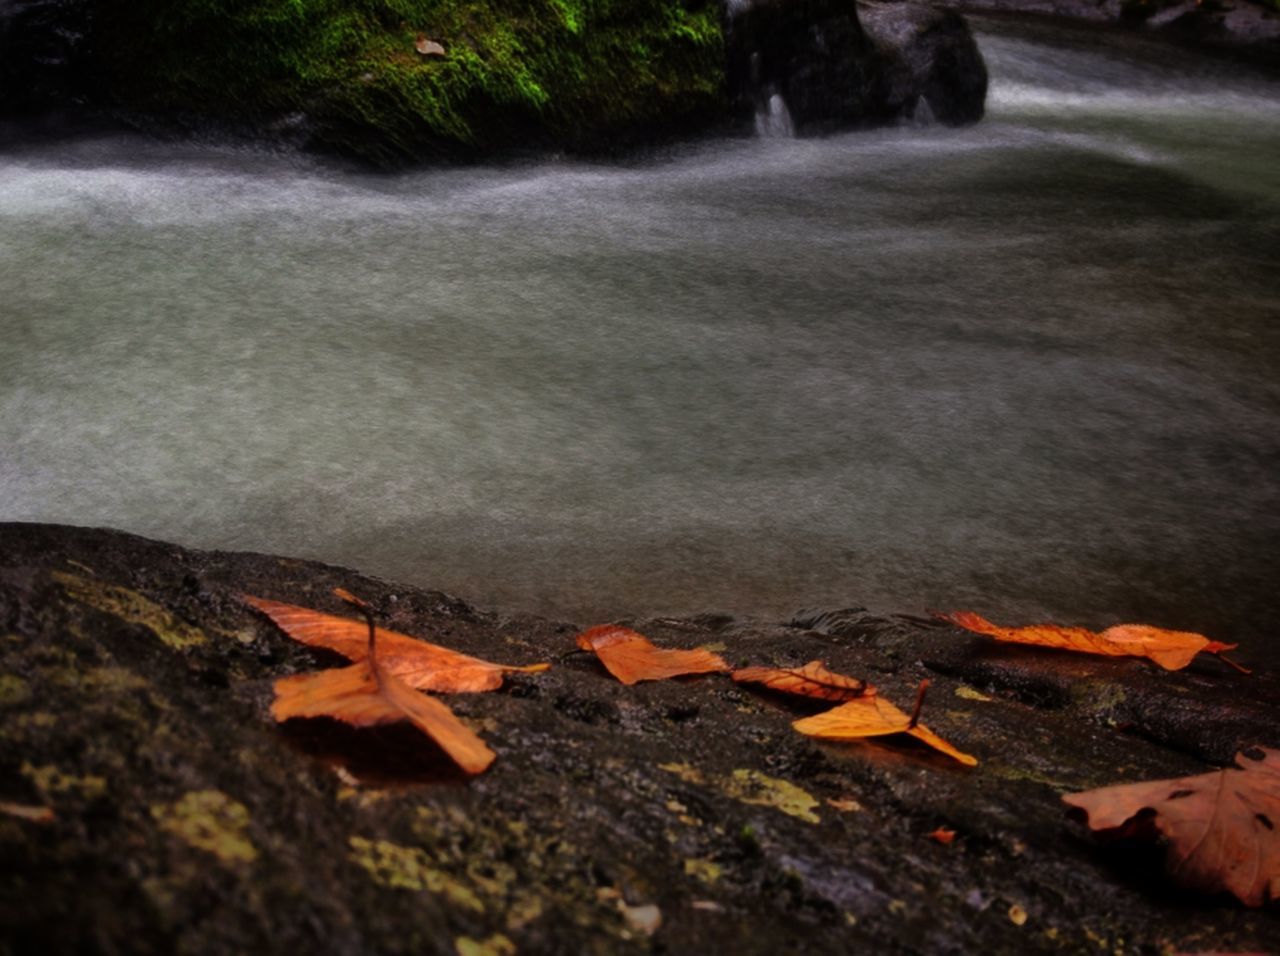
2, 17, 1278, 652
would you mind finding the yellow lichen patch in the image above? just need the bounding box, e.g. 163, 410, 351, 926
348, 836, 484, 912
683, 857, 722, 885
0, 674, 29, 707
505, 894, 544, 931
21, 762, 107, 800
657, 762, 705, 785
455, 933, 516, 956
954, 685, 993, 702
151, 790, 257, 864
53, 572, 206, 649
722, 769, 820, 824
49, 666, 150, 695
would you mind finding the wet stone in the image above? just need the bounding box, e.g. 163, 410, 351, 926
0, 522, 1277, 953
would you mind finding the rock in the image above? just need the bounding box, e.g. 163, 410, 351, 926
0, 0, 91, 113
955, 0, 1280, 66
2, 522, 1279, 952
725, 0, 988, 133
858, 1, 989, 125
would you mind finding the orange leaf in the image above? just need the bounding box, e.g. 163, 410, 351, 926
936, 610, 1242, 672
792, 682, 977, 767
244, 594, 549, 692
576, 625, 730, 685
927, 827, 956, 846
269, 591, 495, 775
732, 660, 875, 701
1063, 748, 1280, 906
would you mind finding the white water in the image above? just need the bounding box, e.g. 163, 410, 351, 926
2, 19, 1278, 650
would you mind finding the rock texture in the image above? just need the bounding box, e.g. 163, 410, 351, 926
955, 0, 1280, 67
2, 522, 1278, 953
859, 1, 989, 124
725, 0, 988, 131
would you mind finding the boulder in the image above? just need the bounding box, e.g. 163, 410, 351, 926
725, 0, 988, 133
1, 522, 1278, 952
858, 1, 989, 125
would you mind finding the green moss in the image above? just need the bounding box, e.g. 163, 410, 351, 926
53, 572, 206, 650
151, 790, 258, 864
81, 0, 727, 164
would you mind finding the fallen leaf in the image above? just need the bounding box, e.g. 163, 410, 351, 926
0, 801, 55, 824
415, 33, 446, 57
244, 594, 549, 692
792, 680, 978, 767
270, 590, 495, 775
576, 624, 729, 685
1062, 747, 1280, 907
732, 659, 875, 701
936, 610, 1245, 672
927, 826, 956, 845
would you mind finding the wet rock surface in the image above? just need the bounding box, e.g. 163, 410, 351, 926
725, 0, 988, 131
1, 522, 1277, 953
953, 0, 1280, 67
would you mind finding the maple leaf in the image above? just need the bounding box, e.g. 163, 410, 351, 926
935, 610, 1247, 672
269, 589, 495, 775
732, 660, 875, 701
575, 625, 730, 685
792, 680, 978, 767
244, 594, 549, 692
1063, 748, 1280, 907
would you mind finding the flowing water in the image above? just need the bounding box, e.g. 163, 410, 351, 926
2, 18, 1278, 650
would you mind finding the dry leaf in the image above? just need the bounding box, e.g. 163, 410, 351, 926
792, 680, 978, 766
0, 801, 55, 824
1063, 748, 1280, 906
576, 625, 730, 685
270, 590, 495, 775
732, 660, 875, 701
936, 610, 1245, 672
927, 826, 956, 845
244, 594, 548, 692
415, 33, 446, 56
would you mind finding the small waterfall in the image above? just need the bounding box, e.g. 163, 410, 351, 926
754, 91, 794, 138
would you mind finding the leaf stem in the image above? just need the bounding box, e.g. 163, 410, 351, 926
335, 587, 382, 689
907, 679, 930, 729
1215, 651, 1252, 675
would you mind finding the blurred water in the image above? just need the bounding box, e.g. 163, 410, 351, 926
2, 19, 1278, 650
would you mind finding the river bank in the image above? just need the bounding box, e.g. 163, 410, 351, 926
1, 521, 1277, 952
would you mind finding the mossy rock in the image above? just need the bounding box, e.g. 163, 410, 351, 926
1, 522, 1278, 952
79, 0, 727, 162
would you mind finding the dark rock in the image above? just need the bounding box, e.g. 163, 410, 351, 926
725, 0, 988, 133
0, 0, 91, 113
2, 522, 1279, 952
725, 0, 885, 132
957, 0, 1280, 67
858, 1, 989, 124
